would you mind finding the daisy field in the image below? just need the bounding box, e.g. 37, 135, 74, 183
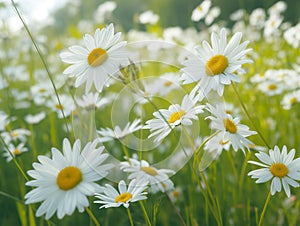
0, 0, 300, 225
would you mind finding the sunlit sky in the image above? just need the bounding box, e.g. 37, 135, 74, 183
1, 0, 69, 31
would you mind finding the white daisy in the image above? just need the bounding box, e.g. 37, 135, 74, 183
139, 10, 159, 25
248, 145, 300, 197
264, 15, 283, 38
60, 23, 128, 93
120, 158, 175, 193
46, 94, 75, 118
144, 93, 204, 143
204, 7, 221, 26
94, 1, 117, 24
181, 28, 252, 96
281, 90, 300, 110
25, 138, 113, 219
30, 82, 54, 106
97, 118, 142, 142
257, 80, 285, 96
191, 0, 211, 22
206, 103, 257, 153
0, 111, 9, 131
204, 132, 231, 158
75, 92, 103, 111
3, 142, 28, 162
249, 8, 266, 29
1, 128, 31, 143
94, 179, 148, 208
268, 1, 287, 16
24, 112, 46, 124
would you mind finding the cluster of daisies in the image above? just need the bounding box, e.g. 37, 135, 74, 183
1, 0, 300, 224
18, 19, 300, 222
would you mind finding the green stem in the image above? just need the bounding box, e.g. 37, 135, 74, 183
227, 151, 238, 180
85, 207, 101, 226
231, 82, 270, 149
126, 207, 134, 226
89, 112, 95, 142
166, 192, 187, 226
192, 130, 220, 170
201, 172, 222, 226
10, 0, 70, 135
121, 143, 131, 163
238, 152, 252, 190
139, 201, 152, 226
258, 192, 271, 226
29, 124, 38, 160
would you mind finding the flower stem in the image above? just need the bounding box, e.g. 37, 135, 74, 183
258, 192, 271, 226
192, 130, 220, 170
231, 82, 271, 149
166, 192, 187, 226
127, 207, 134, 226
10, 0, 70, 135
201, 172, 223, 226
139, 201, 152, 226
29, 124, 38, 160
85, 207, 101, 226
238, 151, 252, 190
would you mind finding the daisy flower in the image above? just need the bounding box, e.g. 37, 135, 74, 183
46, 94, 75, 118
94, 1, 117, 24
206, 104, 257, 153
120, 158, 175, 193
191, 0, 211, 22
139, 10, 159, 25
97, 118, 142, 142
281, 90, 300, 110
24, 112, 46, 124
94, 179, 148, 208
3, 142, 28, 162
181, 28, 252, 96
257, 80, 285, 96
144, 93, 204, 143
0, 111, 9, 131
60, 23, 128, 93
1, 128, 31, 143
249, 8, 266, 29
204, 132, 231, 158
25, 138, 113, 219
75, 92, 112, 111
248, 145, 300, 197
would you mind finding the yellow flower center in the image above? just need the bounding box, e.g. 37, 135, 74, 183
224, 118, 237, 133
173, 190, 180, 198
55, 104, 64, 110
205, 55, 228, 76
39, 88, 46, 93
197, 5, 203, 11
164, 81, 173, 87
56, 166, 82, 190
225, 110, 232, 115
115, 192, 132, 203
88, 48, 108, 67
11, 131, 19, 138
141, 166, 158, 176
168, 110, 186, 123
290, 97, 297, 104
219, 139, 230, 145
268, 84, 277, 90
13, 149, 21, 155
270, 163, 288, 178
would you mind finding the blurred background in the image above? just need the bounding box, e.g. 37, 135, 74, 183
1, 0, 299, 33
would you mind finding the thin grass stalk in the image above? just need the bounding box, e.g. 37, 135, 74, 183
10, 0, 70, 135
